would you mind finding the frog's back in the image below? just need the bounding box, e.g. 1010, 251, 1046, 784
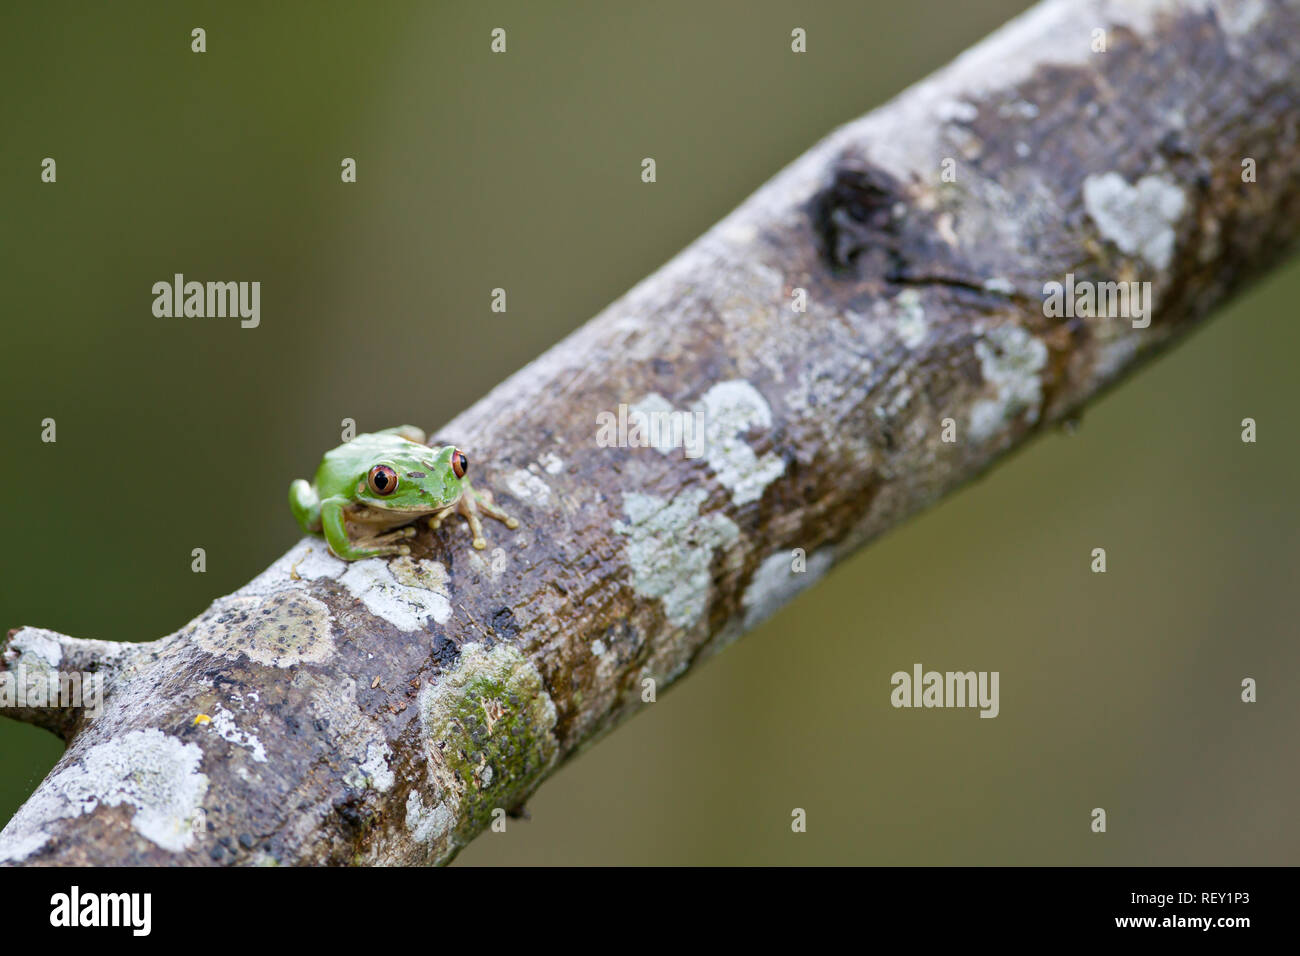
314, 432, 418, 497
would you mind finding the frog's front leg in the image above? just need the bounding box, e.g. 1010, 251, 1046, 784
455, 481, 520, 550
320, 497, 411, 560
289, 479, 322, 533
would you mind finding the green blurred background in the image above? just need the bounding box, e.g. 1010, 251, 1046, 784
2, 1, 1296, 865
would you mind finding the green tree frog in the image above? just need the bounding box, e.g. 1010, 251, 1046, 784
289, 426, 518, 560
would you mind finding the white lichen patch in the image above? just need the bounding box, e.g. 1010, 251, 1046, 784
209, 705, 268, 763
742, 549, 835, 630
696, 380, 785, 505
194, 591, 335, 667
0, 830, 49, 864
8, 629, 133, 675
613, 489, 740, 629
236, 539, 346, 598
632, 381, 785, 505
7, 627, 63, 666
969, 325, 1049, 444
2, 628, 66, 694
405, 789, 452, 845
0, 729, 208, 859
344, 739, 395, 792
893, 289, 928, 349
4, 628, 133, 669
340, 557, 451, 631
1082, 172, 1185, 270
538, 452, 564, 474
504, 468, 553, 506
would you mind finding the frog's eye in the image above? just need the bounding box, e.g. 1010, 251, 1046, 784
451, 449, 468, 479
367, 464, 399, 496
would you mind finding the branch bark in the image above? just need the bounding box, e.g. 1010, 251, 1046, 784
3, 0, 1298, 865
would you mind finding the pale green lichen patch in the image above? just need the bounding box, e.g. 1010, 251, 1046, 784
613, 489, 740, 629
340, 557, 451, 631
697, 380, 786, 505
968, 324, 1049, 443
193, 591, 334, 668
387, 555, 449, 593
629, 392, 681, 453
0, 728, 208, 859
1082, 171, 1185, 270
416, 642, 558, 852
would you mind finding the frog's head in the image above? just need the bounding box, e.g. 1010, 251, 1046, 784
354, 443, 468, 513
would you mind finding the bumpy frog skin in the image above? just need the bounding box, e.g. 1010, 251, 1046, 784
289, 425, 518, 560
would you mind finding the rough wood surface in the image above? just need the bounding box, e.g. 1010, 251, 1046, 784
3, 0, 1298, 865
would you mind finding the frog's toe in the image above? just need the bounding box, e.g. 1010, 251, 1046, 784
472, 537, 486, 550
505, 517, 519, 529
400, 527, 417, 539
398, 544, 411, 556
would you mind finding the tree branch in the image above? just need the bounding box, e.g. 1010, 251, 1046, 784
3, 0, 1298, 865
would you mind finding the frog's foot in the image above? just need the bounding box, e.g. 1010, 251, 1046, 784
473, 488, 520, 530
371, 526, 417, 551
456, 488, 519, 550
